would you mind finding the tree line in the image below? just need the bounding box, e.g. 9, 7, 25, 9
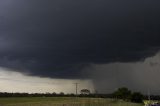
0, 92, 112, 98
112, 87, 160, 103
0, 87, 160, 103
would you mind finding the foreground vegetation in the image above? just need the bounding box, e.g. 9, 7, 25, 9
0, 97, 143, 106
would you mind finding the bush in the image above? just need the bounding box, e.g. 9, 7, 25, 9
131, 92, 143, 103
113, 87, 131, 101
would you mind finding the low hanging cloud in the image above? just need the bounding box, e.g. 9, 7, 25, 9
0, 0, 160, 93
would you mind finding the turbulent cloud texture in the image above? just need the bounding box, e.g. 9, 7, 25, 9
0, 0, 160, 93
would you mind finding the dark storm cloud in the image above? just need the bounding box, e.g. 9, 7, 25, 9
0, 0, 160, 78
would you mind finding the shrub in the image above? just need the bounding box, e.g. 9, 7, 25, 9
131, 92, 143, 103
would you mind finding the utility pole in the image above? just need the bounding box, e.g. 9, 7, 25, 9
74, 83, 79, 96
148, 89, 151, 102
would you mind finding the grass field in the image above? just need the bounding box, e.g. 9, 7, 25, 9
0, 97, 143, 106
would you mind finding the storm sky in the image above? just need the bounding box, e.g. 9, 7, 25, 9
0, 0, 160, 94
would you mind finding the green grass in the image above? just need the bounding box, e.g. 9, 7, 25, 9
0, 97, 143, 106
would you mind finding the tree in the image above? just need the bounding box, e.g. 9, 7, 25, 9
59, 92, 64, 96
113, 87, 131, 101
80, 89, 90, 95
131, 92, 143, 103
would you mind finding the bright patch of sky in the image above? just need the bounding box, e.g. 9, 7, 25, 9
0, 68, 94, 93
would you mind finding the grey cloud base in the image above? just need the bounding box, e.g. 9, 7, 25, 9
0, 0, 160, 81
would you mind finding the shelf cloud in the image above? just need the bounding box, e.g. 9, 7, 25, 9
0, 0, 160, 93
